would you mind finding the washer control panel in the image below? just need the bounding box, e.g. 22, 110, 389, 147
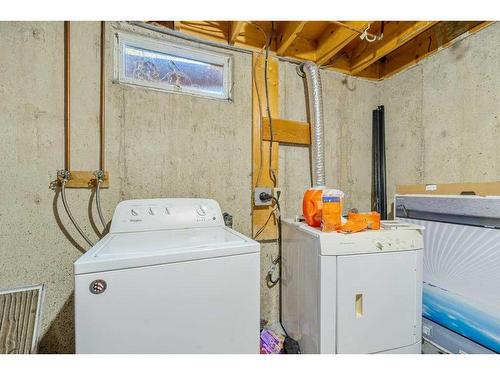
109, 198, 224, 233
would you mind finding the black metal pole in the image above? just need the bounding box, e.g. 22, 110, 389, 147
372, 108, 381, 213
379, 105, 387, 220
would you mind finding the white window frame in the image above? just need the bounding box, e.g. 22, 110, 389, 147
114, 31, 233, 101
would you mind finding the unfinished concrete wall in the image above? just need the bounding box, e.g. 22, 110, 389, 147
380, 22, 500, 215
0, 21, 254, 353
4, 20, 495, 354
0, 21, 379, 352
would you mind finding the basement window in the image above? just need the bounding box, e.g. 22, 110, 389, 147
115, 32, 232, 100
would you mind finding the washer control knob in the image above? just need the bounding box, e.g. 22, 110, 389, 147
196, 205, 207, 216
131, 209, 139, 216
148, 208, 155, 216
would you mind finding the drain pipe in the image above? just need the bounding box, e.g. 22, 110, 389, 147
297, 61, 326, 188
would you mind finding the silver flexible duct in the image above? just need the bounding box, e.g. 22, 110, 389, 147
298, 61, 326, 188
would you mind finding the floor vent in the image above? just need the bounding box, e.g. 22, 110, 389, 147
0, 285, 45, 354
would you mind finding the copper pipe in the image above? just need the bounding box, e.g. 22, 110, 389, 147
64, 21, 71, 171
99, 21, 106, 172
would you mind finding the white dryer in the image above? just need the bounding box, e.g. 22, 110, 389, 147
74, 198, 260, 354
282, 220, 424, 354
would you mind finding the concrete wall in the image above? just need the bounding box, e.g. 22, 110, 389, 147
0, 21, 254, 353
380, 22, 500, 215
0, 21, 378, 352
2, 20, 496, 353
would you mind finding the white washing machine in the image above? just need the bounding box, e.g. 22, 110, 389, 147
74, 198, 260, 354
282, 220, 424, 354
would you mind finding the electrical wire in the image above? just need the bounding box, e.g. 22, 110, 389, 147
253, 43, 268, 188
245, 22, 289, 341
266, 196, 290, 338
60, 177, 94, 247
251, 22, 277, 188
264, 22, 277, 187
247, 22, 287, 338
253, 204, 279, 239
266, 197, 282, 286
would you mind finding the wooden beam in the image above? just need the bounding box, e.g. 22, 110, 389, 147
252, 53, 279, 240
380, 21, 493, 79
276, 21, 307, 56
173, 21, 182, 31
316, 21, 370, 66
262, 118, 310, 145
65, 171, 110, 188
229, 21, 245, 45
172, 21, 230, 44
350, 21, 438, 75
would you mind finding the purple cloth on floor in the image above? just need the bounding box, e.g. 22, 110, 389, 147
260, 329, 285, 354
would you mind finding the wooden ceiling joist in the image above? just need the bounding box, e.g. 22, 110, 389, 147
276, 21, 307, 56
156, 21, 495, 80
315, 21, 370, 66
380, 21, 494, 78
350, 21, 438, 75
229, 21, 245, 45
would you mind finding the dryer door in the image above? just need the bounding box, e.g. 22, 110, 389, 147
336, 250, 422, 353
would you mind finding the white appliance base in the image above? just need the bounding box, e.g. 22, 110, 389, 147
377, 341, 421, 354
75, 253, 260, 354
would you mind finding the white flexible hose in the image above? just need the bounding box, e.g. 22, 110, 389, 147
60, 179, 94, 247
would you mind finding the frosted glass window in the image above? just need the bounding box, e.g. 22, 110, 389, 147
115, 32, 232, 100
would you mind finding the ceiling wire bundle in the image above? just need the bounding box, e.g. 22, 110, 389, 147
330, 21, 384, 43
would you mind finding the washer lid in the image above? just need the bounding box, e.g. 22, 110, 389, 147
74, 226, 258, 274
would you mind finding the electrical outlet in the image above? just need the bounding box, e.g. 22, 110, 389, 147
254, 187, 273, 206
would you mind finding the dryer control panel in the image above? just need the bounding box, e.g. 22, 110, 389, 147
109, 198, 224, 233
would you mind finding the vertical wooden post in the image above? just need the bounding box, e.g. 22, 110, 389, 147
252, 52, 279, 240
